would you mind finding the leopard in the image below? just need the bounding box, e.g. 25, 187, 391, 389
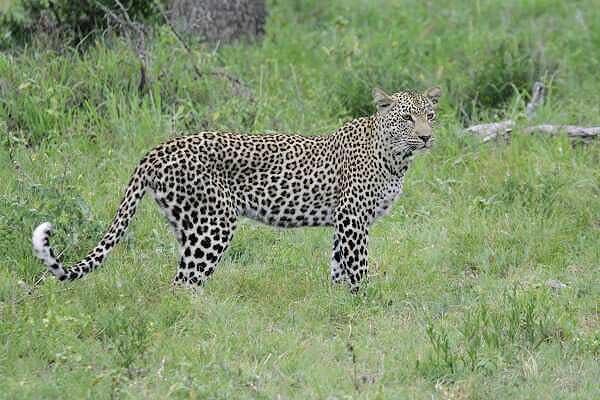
32, 86, 441, 291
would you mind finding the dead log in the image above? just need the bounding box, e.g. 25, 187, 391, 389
466, 120, 514, 142
525, 125, 600, 144
465, 82, 600, 144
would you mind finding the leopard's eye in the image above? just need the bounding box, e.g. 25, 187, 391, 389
427, 112, 436, 121
402, 114, 413, 122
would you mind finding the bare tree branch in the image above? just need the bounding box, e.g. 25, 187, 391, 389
113, 0, 143, 34
156, 5, 255, 102
95, 0, 149, 95
525, 81, 544, 120
95, 0, 144, 35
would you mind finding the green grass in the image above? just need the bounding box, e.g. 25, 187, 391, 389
1, 0, 600, 398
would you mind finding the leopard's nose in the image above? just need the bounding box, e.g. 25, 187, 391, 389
419, 135, 431, 144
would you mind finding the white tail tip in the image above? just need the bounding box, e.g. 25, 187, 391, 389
32, 222, 53, 260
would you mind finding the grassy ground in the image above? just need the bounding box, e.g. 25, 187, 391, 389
1, 0, 599, 398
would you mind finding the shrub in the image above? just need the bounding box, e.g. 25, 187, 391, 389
0, 0, 162, 48
448, 39, 555, 123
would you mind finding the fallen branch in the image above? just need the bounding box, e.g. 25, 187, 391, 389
525, 125, 600, 144
466, 120, 514, 142
465, 82, 600, 144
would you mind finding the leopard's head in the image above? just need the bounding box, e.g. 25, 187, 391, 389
373, 86, 441, 156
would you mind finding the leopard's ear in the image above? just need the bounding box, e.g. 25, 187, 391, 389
424, 86, 442, 108
372, 87, 394, 114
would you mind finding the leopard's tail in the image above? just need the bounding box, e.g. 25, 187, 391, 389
32, 161, 149, 282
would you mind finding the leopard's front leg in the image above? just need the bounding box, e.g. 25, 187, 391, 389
330, 230, 347, 284
332, 201, 369, 291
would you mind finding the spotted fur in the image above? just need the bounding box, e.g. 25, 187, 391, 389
32, 86, 441, 291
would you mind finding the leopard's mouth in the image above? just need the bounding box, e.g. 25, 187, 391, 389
413, 139, 434, 152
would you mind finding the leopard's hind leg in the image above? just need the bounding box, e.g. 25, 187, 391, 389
153, 183, 238, 287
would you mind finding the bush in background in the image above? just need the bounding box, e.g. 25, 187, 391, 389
449, 40, 555, 123
0, 0, 161, 48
